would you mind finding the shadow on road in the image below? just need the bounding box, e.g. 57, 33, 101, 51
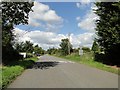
32, 61, 59, 70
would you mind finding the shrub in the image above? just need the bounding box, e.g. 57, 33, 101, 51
17, 60, 35, 69
26, 53, 34, 58
2, 46, 22, 65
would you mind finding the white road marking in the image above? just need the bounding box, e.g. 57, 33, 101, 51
58, 61, 75, 63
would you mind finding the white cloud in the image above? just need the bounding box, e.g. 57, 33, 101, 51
77, 10, 98, 32
76, 16, 81, 21
28, 1, 63, 30
75, 3, 98, 48
76, 3, 81, 8
14, 28, 66, 50
81, 0, 91, 4
14, 28, 95, 50
91, 4, 98, 12
76, 0, 90, 9
71, 32, 95, 48
13, 28, 33, 42
29, 17, 41, 27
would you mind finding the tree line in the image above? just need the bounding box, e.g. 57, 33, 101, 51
46, 38, 91, 56
14, 41, 45, 54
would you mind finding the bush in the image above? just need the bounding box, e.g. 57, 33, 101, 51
82, 47, 91, 53
17, 60, 35, 69
26, 53, 34, 58
81, 52, 94, 61
2, 46, 22, 65
94, 52, 120, 66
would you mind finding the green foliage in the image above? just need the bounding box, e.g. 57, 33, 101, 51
82, 47, 91, 53
33, 45, 45, 55
72, 48, 79, 54
2, 2, 33, 25
94, 2, 120, 64
60, 38, 73, 56
13, 60, 35, 69
1, 57, 38, 89
2, 45, 23, 65
25, 57, 38, 62
1, 66, 24, 89
26, 53, 34, 58
14, 42, 24, 52
22, 41, 34, 53
2, 2, 34, 64
56, 52, 118, 75
2, 2, 33, 47
14, 42, 45, 55
47, 47, 58, 55
63, 52, 94, 62
91, 40, 100, 53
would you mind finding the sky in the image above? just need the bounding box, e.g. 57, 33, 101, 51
14, 0, 99, 50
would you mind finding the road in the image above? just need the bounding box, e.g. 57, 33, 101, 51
8, 54, 118, 88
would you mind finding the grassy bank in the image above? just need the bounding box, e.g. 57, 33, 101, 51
1, 56, 38, 89
54, 53, 119, 75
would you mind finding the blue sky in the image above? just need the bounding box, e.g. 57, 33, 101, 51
15, 1, 98, 50
17, 2, 92, 34
42, 2, 91, 33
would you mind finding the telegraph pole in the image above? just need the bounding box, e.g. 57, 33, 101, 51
68, 33, 71, 55
79, 44, 83, 56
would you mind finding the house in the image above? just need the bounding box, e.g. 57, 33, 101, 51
19, 52, 27, 58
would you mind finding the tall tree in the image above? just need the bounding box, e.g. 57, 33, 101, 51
60, 38, 72, 56
2, 2, 33, 47
14, 42, 23, 52
22, 41, 34, 53
95, 2, 120, 64
2, 2, 34, 64
33, 45, 44, 55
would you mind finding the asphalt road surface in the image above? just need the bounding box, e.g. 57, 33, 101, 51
8, 54, 118, 88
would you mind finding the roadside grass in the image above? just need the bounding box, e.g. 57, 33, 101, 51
1, 56, 38, 89
54, 53, 119, 75
1, 66, 24, 89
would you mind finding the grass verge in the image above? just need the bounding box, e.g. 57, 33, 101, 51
1, 56, 38, 89
54, 53, 119, 75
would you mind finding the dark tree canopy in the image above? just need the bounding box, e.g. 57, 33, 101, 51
22, 41, 34, 53
82, 47, 91, 53
2, 2, 34, 64
95, 2, 120, 64
2, 2, 34, 47
2, 2, 33, 25
91, 40, 100, 53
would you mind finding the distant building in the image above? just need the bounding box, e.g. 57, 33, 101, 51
19, 52, 27, 58
79, 49, 83, 55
